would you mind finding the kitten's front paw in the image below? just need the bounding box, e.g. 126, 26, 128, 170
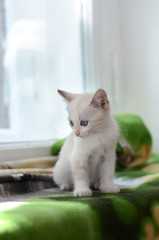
100, 183, 120, 193
60, 183, 72, 191
74, 188, 92, 197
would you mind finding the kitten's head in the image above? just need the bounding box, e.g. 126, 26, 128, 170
58, 89, 110, 138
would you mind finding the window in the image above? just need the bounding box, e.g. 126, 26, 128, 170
1, 0, 158, 161
0, 0, 84, 148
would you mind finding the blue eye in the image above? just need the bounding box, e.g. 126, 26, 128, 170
69, 120, 74, 127
80, 120, 88, 126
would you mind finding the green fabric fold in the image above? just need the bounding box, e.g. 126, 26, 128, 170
0, 200, 101, 240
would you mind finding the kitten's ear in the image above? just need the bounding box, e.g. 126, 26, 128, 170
58, 90, 78, 102
90, 89, 108, 109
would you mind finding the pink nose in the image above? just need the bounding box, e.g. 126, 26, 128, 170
75, 131, 80, 137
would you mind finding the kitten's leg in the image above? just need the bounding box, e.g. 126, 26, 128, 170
71, 153, 92, 197
53, 157, 73, 191
53, 135, 74, 191
99, 150, 120, 193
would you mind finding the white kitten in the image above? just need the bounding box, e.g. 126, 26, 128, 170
53, 89, 120, 197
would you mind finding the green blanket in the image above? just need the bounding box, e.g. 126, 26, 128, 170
1, 168, 159, 240
51, 114, 152, 168
1, 114, 159, 240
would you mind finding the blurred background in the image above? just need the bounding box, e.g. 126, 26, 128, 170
0, 0, 159, 153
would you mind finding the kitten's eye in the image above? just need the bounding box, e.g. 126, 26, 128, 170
69, 120, 74, 127
80, 120, 88, 126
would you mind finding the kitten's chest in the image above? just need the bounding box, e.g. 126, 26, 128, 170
87, 135, 107, 154
75, 134, 107, 154
87, 137, 106, 167
88, 146, 104, 184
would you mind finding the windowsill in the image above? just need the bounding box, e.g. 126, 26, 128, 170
0, 140, 55, 161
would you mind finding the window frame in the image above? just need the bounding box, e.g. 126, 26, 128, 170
0, 0, 9, 128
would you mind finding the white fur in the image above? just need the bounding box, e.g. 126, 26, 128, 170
53, 89, 120, 197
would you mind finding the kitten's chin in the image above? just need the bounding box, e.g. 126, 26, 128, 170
75, 135, 84, 138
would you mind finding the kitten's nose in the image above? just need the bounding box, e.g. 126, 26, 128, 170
75, 130, 80, 137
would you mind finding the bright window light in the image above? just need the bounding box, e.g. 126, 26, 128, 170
0, 0, 84, 144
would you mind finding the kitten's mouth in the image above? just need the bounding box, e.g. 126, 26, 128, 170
75, 134, 82, 138
74, 133, 82, 138
75, 134, 87, 138
74, 131, 87, 138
